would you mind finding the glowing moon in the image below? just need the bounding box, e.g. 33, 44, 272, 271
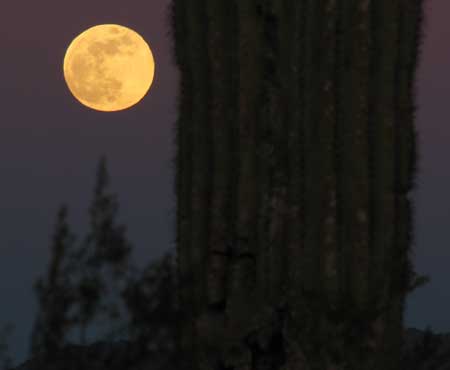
63, 24, 155, 112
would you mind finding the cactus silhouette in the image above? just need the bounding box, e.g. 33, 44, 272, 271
169, 0, 428, 369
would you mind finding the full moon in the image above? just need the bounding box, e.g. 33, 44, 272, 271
63, 24, 155, 112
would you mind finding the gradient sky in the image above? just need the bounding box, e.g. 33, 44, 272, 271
0, 0, 445, 366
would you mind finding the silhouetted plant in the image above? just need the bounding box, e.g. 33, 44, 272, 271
121, 249, 179, 358
26, 155, 182, 370
169, 0, 427, 368
417, 325, 441, 363
0, 322, 14, 370
70, 155, 133, 344
29, 204, 78, 359
406, 271, 431, 294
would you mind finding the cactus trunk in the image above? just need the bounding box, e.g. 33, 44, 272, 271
170, 0, 426, 369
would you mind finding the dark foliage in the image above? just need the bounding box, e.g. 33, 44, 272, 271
0, 323, 14, 370
23, 155, 181, 369
70, 155, 133, 344
121, 250, 179, 358
29, 204, 78, 358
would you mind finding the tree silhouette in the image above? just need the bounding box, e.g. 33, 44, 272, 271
121, 249, 179, 359
24, 155, 182, 370
0, 323, 14, 370
29, 204, 78, 359
71, 155, 133, 344
417, 325, 441, 364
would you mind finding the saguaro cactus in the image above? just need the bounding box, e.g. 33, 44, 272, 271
170, 0, 427, 369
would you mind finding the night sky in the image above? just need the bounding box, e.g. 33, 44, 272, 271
0, 0, 445, 366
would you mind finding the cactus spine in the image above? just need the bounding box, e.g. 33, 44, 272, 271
170, 0, 427, 369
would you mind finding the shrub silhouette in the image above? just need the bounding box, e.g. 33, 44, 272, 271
71, 155, 133, 345
0, 323, 14, 370
29, 204, 78, 359
121, 249, 179, 357
27, 155, 180, 369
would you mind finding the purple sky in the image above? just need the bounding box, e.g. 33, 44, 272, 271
0, 0, 446, 366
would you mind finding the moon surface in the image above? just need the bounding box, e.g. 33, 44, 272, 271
63, 24, 155, 112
